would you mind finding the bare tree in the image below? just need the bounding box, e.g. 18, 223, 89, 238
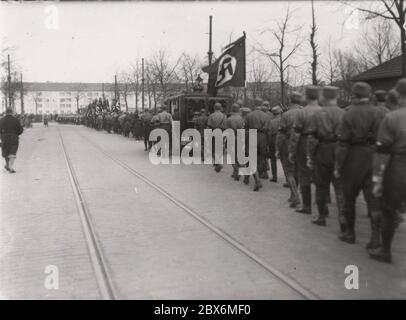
178, 53, 202, 92
343, 0, 406, 76
73, 85, 85, 114
334, 50, 365, 104
309, 0, 319, 85
255, 6, 305, 107
319, 37, 339, 86
1, 45, 21, 111
128, 60, 141, 113
144, 62, 156, 110
149, 49, 180, 102
354, 19, 401, 69
247, 54, 272, 99
118, 72, 132, 112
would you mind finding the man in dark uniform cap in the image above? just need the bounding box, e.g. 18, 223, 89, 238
245, 104, 268, 191
194, 108, 208, 161
208, 102, 227, 172
289, 86, 322, 214
307, 86, 345, 229
268, 105, 282, 182
0, 108, 24, 173
261, 100, 273, 180
386, 89, 399, 111
369, 78, 406, 263
374, 90, 390, 114
277, 91, 302, 207
335, 82, 386, 245
226, 103, 245, 180
157, 104, 173, 156
141, 109, 153, 151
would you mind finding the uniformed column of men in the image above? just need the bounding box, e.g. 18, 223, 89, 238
186, 80, 406, 264
5, 78, 405, 264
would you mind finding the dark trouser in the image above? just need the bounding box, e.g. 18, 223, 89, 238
269, 134, 277, 179
380, 154, 406, 254
257, 132, 268, 177
342, 145, 380, 236
297, 136, 313, 210
314, 143, 345, 226
199, 129, 205, 160
143, 125, 152, 150
160, 124, 172, 156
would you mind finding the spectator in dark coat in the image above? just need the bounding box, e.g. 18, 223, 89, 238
0, 108, 24, 173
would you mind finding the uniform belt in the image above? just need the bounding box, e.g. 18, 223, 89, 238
350, 141, 375, 146
319, 138, 337, 143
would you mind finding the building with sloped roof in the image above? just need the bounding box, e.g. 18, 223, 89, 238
352, 55, 403, 91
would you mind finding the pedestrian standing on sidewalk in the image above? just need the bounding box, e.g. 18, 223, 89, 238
0, 108, 24, 173
43, 114, 49, 127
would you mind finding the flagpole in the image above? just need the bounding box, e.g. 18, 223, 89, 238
208, 16, 213, 66
243, 32, 247, 106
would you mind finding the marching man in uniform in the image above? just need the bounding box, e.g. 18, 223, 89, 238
277, 92, 303, 208
369, 78, 406, 263
307, 86, 345, 230
289, 86, 322, 214
335, 82, 386, 246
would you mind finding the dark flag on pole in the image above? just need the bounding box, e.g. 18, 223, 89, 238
202, 33, 246, 96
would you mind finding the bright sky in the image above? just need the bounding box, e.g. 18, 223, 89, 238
0, 1, 375, 83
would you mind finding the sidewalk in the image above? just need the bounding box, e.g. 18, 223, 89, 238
0, 123, 99, 299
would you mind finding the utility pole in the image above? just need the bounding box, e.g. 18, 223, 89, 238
208, 16, 213, 66
7, 54, 12, 111
243, 32, 247, 106
102, 83, 105, 99
114, 75, 118, 101
20, 73, 24, 114
142, 58, 145, 111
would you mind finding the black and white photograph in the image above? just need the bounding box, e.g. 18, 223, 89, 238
0, 0, 405, 304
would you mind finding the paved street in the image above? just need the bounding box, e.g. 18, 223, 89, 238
1, 122, 405, 299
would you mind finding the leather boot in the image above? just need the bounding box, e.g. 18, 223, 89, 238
287, 176, 301, 208
270, 158, 277, 182
312, 202, 327, 226
243, 175, 250, 185
339, 211, 355, 244
296, 186, 311, 214
366, 212, 381, 250
253, 173, 263, 191
4, 158, 9, 171
8, 157, 16, 173
369, 214, 394, 263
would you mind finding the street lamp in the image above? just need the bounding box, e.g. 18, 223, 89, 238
193, 74, 203, 92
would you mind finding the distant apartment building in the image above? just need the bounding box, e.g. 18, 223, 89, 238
0, 82, 144, 114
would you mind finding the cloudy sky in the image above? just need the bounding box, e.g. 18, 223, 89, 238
0, 1, 377, 83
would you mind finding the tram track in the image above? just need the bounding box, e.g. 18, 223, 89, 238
74, 128, 320, 300
58, 128, 117, 300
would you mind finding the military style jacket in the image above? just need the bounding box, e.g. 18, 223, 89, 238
226, 113, 245, 131
373, 106, 406, 181
307, 104, 344, 159
276, 104, 302, 151
208, 111, 227, 129
288, 103, 322, 156
335, 99, 386, 171
194, 114, 208, 131
244, 110, 267, 131
157, 111, 173, 125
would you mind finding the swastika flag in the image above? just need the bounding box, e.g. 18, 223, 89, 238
202, 34, 246, 96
